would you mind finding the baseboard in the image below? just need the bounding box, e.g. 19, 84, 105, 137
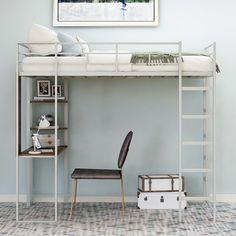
0, 194, 27, 202
1, 194, 236, 203
0, 194, 136, 203
213, 194, 236, 203
34, 195, 137, 203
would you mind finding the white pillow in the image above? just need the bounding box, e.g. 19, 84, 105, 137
76, 36, 90, 54
28, 24, 62, 55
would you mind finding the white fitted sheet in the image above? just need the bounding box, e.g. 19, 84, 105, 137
21, 51, 214, 74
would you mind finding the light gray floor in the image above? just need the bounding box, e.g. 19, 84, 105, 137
0, 202, 235, 235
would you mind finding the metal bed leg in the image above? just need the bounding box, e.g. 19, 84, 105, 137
212, 43, 217, 223
178, 41, 183, 223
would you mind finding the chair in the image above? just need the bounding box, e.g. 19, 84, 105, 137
70, 131, 133, 217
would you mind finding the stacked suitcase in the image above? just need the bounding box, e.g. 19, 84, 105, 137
137, 174, 187, 209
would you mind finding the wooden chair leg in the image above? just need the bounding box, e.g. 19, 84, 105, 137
69, 179, 78, 218
120, 173, 125, 213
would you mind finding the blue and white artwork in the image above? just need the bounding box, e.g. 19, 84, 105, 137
54, 0, 158, 26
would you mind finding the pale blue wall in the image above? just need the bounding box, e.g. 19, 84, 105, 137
0, 0, 235, 198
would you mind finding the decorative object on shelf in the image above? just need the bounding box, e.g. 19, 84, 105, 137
41, 148, 54, 153
37, 114, 55, 126
53, 0, 159, 27
52, 85, 62, 97
38, 134, 60, 148
28, 115, 50, 154
45, 114, 54, 125
37, 80, 51, 97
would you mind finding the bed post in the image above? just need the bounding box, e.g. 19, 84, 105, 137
178, 41, 183, 223
212, 42, 216, 223
204, 42, 217, 222
16, 43, 20, 222
54, 43, 58, 222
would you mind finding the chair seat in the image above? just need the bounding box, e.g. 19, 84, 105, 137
71, 168, 121, 179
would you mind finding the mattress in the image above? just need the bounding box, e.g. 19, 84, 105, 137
21, 51, 214, 75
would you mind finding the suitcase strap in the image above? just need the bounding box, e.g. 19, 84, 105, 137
144, 175, 182, 192
145, 175, 152, 191
168, 175, 174, 191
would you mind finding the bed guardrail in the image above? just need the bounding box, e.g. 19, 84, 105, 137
17, 42, 182, 74
17, 41, 216, 77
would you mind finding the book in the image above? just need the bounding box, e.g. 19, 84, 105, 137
41, 149, 54, 153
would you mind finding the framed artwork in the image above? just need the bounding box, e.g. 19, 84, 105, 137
53, 0, 159, 27
52, 85, 62, 97
37, 80, 51, 97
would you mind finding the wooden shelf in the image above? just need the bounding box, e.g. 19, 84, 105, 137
30, 127, 68, 131
19, 145, 68, 158
30, 99, 68, 103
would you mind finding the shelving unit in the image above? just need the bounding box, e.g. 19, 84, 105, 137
16, 72, 69, 222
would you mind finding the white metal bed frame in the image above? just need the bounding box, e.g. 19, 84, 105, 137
16, 41, 216, 223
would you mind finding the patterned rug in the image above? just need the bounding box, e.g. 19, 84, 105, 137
0, 202, 236, 236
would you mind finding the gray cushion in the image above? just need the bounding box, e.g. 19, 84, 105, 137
71, 168, 121, 179
57, 32, 82, 56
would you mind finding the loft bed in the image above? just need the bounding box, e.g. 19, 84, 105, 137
16, 41, 217, 223
18, 42, 216, 77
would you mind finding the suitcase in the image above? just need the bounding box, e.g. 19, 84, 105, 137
138, 174, 184, 192
137, 191, 187, 209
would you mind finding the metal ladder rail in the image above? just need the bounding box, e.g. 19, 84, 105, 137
212, 42, 217, 222
203, 76, 209, 207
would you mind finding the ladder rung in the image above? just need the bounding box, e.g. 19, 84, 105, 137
182, 87, 210, 91
182, 168, 211, 173
182, 114, 209, 119
183, 141, 209, 146
186, 196, 211, 201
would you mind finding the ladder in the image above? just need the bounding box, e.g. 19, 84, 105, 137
178, 42, 216, 222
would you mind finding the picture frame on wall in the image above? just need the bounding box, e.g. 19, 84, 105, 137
53, 0, 159, 27
52, 85, 62, 97
37, 80, 51, 97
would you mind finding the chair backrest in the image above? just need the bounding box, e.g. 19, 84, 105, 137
117, 131, 133, 169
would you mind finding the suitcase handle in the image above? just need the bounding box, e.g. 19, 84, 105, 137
160, 196, 164, 203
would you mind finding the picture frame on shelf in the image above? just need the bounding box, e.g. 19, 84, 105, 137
53, 0, 159, 27
37, 80, 51, 97
52, 85, 62, 97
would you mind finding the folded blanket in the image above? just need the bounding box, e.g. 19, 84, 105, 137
130, 53, 180, 65
131, 52, 220, 73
